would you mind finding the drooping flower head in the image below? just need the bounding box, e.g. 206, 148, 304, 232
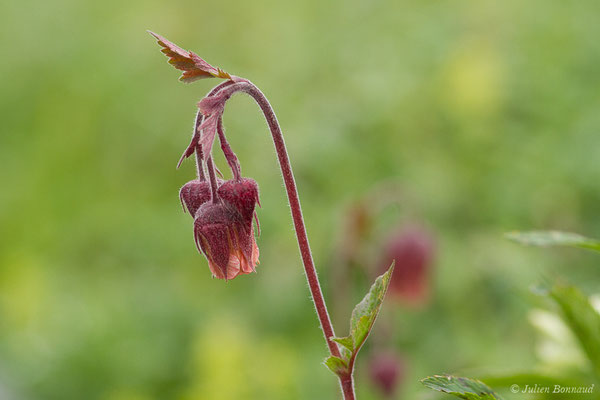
150, 32, 265, 281
194, 202, 259, 280
179, 180, 211, 216
218, 178, 260, 230
179, 177, 228, 217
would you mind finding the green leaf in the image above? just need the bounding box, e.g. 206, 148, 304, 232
325, 264, 393, 376
330, 336, 354, 352
506, 230, 600, 253
421, 375, 504, 400
348, 263, 394, 352
324, 356, 348, 377
548, 284, 600, 378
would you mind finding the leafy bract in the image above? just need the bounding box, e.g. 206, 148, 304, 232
324, 356, 347, 376
326, 263, 393, 376
148, 31, 232, 82
506, 231, 600, 253
421, 375, 504, 400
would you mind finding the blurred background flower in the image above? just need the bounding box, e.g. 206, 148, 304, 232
379, 224, 435, 306
368, 351, 405, 398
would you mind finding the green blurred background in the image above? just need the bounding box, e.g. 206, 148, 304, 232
1, 0, 599, 399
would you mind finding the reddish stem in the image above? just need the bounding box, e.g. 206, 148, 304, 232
217, 117, 242, 180
206, 156, 219, 204
210, 81, 356, 399
194, 147, 206, 181
340, 375, 356, 400
246, 83, 340, 354
193, 113, 206, 181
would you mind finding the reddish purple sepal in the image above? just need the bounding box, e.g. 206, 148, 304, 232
179, 180, 211, 216
193, 202, 259, 280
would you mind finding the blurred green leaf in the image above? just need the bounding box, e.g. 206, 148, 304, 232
549, 285, 600, 378
324, 356, 347, 377
330, 336, 354, 352
506, 231, 600, 253
421, 375, 504, 400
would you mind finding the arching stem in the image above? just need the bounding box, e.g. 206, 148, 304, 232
207, 81, 355, 399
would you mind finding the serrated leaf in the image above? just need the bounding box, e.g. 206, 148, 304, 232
506, 231, 600, 253
324, 356, 348, 377
421, 375, 504, 400
349, 263, 394, 352
148, 31, 232, 82
330, 336, 354, 352
548, 284, 600, 378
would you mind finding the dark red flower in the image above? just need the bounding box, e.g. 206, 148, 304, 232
368, 352, 405, 398
193, 202, 259, 280
217, 178, 260, 229
179, 180, 211, 216
381, 225, 435, 304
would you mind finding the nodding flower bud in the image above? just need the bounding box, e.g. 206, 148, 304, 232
193, 202, 259, 280
179, 180, 211, 216
368, 352, 404, 398
381, 225, 435, 305
217, 178, 260, 226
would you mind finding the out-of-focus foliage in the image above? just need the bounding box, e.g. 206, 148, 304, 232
506, 231, 600, 253
422, 282, 600, 400
549, 284, 600, 378
422, 375, 503, 400
1, 0, 599, 399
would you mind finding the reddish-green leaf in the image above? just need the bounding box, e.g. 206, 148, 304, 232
324, 356, 348, 377
148, 31, 232, 82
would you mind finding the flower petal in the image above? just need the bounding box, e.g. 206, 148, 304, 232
194, 202, 258, 280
